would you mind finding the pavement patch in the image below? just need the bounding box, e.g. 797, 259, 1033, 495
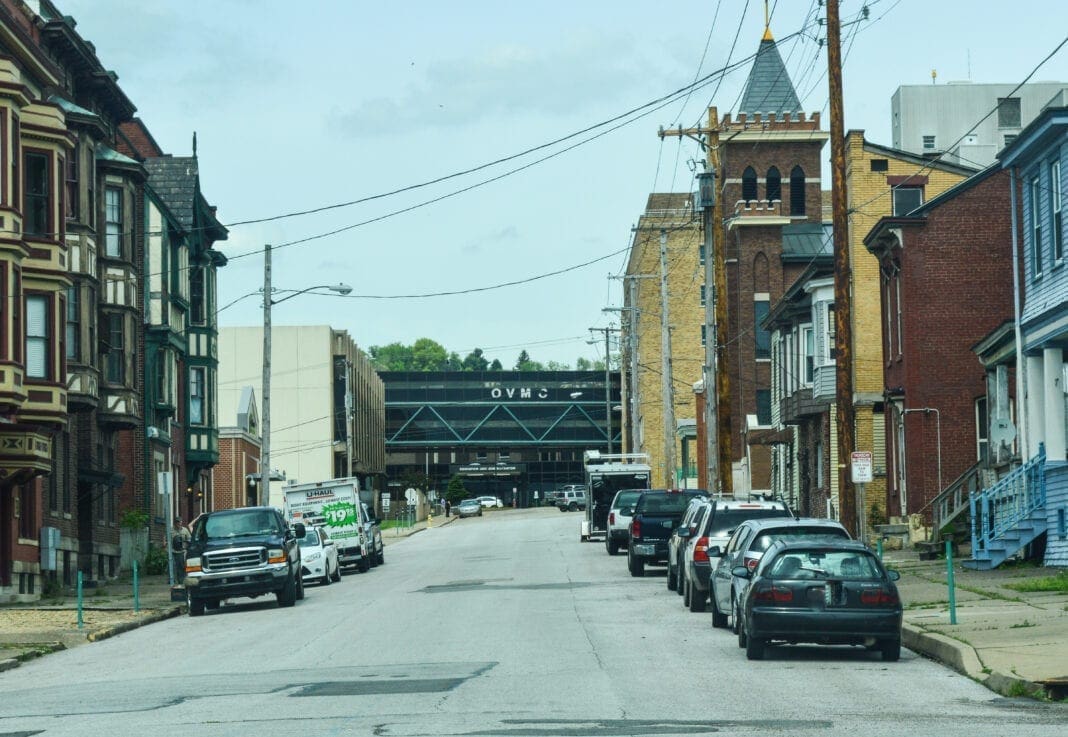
293, 678, 465, 696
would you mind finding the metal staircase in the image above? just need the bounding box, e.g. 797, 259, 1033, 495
964, 444, 1047, 570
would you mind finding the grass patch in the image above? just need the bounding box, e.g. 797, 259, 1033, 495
1005, 572, 1068, 593
1009, 619, 1036, 629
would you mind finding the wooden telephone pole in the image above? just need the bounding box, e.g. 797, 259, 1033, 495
659, 106, 732, 494
827, 0, 857, 535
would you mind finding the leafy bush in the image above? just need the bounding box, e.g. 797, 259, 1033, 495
144, 544, 169, 575
119, 507, 150, 530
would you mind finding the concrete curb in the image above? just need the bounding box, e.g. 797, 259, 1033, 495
86, 606, 183, 643
902, 623, 1045, 697
0, 642, 66, 672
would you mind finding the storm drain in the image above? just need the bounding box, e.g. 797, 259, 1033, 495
292, 678, 466, 696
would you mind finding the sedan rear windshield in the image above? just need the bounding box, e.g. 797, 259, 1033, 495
751, 527, 849, 553
705, 508, 789, 537
766, 550, 882, 580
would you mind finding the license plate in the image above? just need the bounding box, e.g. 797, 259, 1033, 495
634, 544, 655, 555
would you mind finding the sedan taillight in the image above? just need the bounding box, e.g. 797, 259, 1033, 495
745, 555, 760, 572
860, 588, 899, 606
753, 585, 794, 603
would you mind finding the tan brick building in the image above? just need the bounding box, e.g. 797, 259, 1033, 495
623, 194, 702, 488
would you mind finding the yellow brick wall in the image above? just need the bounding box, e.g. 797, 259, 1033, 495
628, 212, 703, 487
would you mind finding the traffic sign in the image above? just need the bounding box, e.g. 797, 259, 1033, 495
851, 451, 873, 483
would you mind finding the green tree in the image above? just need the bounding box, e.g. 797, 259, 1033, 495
400, 470, 430, 492
369, 342, 413, 371
514, 350, 545, 371
462, 348, 490, 371
489, 358, 503, 370
546, 360, 570, 370
446, 351, 463, 370
445, 474, 469, 503
411, 338, 449, 371
575, 357, 592, 370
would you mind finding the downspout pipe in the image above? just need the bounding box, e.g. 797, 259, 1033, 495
1009, 166, 1028, 460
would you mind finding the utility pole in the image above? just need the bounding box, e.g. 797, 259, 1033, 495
345, 357, 354, 478
660, 230, 678, 486
827, 0, 857, 535
588, 326, 618, 455
610, 274, 657, 457
660, 107, 732, 494
260, 242, 272, 506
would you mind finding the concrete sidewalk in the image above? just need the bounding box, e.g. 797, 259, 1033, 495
888, 551, 1068, 699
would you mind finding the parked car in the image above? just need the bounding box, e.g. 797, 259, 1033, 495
361, 502, 385, 566
626, 489, 707, 576
734, 539, 902, 661
477, 496, 504, 508
184, 507, 305, 616
605, 489, 645, 556
298, 525, 341, 585
677, 498, 792, 613
557, 489, 587, 512
667, 495, 711, 593
710, 517, 850, 630
456, 499, 483, 518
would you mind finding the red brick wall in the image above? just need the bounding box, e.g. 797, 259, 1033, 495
214, 435, 260, 511
881, 170, 1015, 516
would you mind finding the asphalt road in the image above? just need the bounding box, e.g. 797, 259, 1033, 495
0, 508, 1065, 737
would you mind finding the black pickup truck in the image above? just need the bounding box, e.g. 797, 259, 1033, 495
627, 489, 708, 577
183, 506, 306, 616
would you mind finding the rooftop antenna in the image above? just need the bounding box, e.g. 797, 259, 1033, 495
192, 131, 198, 157
763, 0, 773, 41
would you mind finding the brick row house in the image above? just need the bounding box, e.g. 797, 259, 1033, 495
0, 0, 228, 601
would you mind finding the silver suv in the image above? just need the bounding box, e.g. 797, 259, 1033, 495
557, 488, 587, 512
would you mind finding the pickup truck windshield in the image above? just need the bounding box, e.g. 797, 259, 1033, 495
201, 511, 278, 539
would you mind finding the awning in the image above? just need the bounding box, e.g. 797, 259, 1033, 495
748, 427, 793, 446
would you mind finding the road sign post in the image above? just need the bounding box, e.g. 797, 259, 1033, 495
851, 451, 873, 542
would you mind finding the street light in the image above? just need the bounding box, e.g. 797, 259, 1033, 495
259, 241, 352, 505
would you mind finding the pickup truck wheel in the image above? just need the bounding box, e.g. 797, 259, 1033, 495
296, 575, 305, 600
358, 556, 371, 573
377, 547, 385, 565
627, 552, 645, 577
188, 595, 205, 617
607, 538, 620, 556
277, 573, 297, 607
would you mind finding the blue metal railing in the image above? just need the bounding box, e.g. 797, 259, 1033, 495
969, 443, 1046, 553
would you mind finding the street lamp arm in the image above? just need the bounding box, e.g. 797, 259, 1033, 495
270, 283, 353, 306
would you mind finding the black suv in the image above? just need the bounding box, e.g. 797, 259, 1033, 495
183, 506, 306, 616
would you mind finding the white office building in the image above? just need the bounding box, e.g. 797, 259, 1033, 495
892, 82, 1068, 168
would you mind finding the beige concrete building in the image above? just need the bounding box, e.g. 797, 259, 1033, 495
217, 326, 385, 506
623, 194, 704, 488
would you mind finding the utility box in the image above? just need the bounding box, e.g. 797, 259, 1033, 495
40, 526, 60, 571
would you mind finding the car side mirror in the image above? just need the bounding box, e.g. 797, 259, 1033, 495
676, 526, 691, 538
731, 566, 751, 579
324, 539, 335, 546
293, 522, 306, 539
627, 506, 637, 515
887, 570, 901, 581
707, 545, 722, 558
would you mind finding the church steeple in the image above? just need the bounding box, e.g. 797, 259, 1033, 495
738, 14, 802, 118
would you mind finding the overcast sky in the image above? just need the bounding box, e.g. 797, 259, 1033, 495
59, 0, 1066, 367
